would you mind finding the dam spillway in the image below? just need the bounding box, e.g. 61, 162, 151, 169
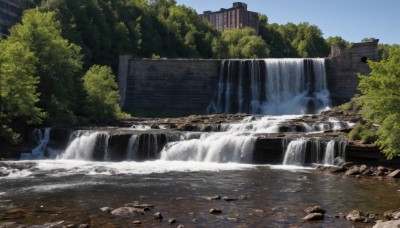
207, 59, 331, 115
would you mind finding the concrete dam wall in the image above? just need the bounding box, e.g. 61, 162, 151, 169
118, 42, 378, 117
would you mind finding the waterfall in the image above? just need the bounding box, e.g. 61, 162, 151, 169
58, 131, 104, 160
283, 138, 308, 165
283, 138, 347, 166
21, 128, 52, 159
126, 135, 139, 161
160, 133, 255, 163
323, 140, 336, 165
208, 58, 331, 115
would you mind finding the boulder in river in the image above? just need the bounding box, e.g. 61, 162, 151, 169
346, 210, 376, 222
387, 169, 400, 178
210, 208, 222, 214
304, 206, 326, 214
373, 220, 400, 228
303, 213, 324, 221
111, 207, 145, 217
154, 212, 163, 220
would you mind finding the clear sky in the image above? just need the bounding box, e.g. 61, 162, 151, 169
175, 0, 399, 45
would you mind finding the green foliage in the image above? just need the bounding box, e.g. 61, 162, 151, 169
7, 8, 83, 122
348, 124, 377, 144
212, 28, 269, 59
259, 19, 329, 58
358, 46, 400, 158
0, 35, 45, 144
326, 36, 351, 49
83, 65, 130, 120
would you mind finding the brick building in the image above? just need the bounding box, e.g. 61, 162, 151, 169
201, 2, 259, 33
0, 0, 22, 37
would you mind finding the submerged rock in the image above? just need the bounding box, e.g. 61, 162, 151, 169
346, 210, 376, 222
303, 213, 324, 221
210, 208, 222, 214
304, 206, 326, 214
99, 207, 114, 213
373, 220, 400, 228
111, 207, 145, 217
154, 212, 163, 220
168, 218, 177, 224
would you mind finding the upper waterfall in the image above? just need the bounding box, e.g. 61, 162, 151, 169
208, 58, 331, 115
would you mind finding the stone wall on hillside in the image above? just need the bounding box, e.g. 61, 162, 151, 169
118, 57, 220, 117
326, 41, 379, 105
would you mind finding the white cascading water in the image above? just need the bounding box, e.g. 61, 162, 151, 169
282, 138, 347, 166
208, 58, 331, 115
126, 135, 139, 161
282, 138, 308, 165
21, 128, 51, 159
323, 140, 336, 165
58, 131, 103, 160
160, 133, 255, 163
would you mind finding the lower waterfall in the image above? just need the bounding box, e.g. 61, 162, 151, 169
282, 138, 347, 166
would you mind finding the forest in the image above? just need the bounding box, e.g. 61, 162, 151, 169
1, 0, 399, 157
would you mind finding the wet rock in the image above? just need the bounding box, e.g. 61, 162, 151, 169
305, 206, 326, 214
378, 166, 387, 172
177, 225, 185, 228
222, 196, 238, 201
111, 207, 144, 217
384, 209, 400, 220
0, 222, 17, 228
359, 165, 368, 173
150, 124, 160, 129
78, 224, 89, 228
329, 166, 347, 173
154, 212, 163, 220
303, 213, 324, 221
125, 202, 154, 208
372, 220, 400, 228
206, 195, 221, 200
388, 169, 400, 178
168, 218, 176, 224
342, 162, 354, 169
132, 220, 141, 225
346, 210, 376, 222
99, 207, 114, 213
210, 208, 222, 214
0, 168, 10, 177
345, 166, 360, 176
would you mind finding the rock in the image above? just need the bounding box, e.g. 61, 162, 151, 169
210, 208, 222, 214
0, 222, 18, 228
304, 206, 326, 214
388, 169, 400, 178
342, 162, 354, 169
303, 213, 324, 221
329, 166, 347, 173
100, 207, 114, 213
223, 196, 238, 201
378, 166, 387, 172
168, 218, 176, 224
177, 225, 185, 228
5, 208, 27, 214
154, 212, 163, 220
132, 220, 141, 225
359, 165, 368, 173
384, 209, 400, 220
372, 220, 400, 228
345, 166, 360, 176
150, 124, 160, 129
346, 210, 376, 222
0, 168, 10, 177
78, 224, 89, 228
206, 195, 221, 200
111, 207, 144, 217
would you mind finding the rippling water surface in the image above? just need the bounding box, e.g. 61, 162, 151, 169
1, 160, 399, 227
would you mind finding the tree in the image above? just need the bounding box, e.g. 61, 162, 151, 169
358, 46, 400, 159
0, 40, 44, 143
83, 65, 129, 120
212, 28, 269, 59
7, 8, 83, 122
326, 36, 350, 49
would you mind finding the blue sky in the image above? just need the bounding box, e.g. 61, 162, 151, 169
175, 0, 399, 45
